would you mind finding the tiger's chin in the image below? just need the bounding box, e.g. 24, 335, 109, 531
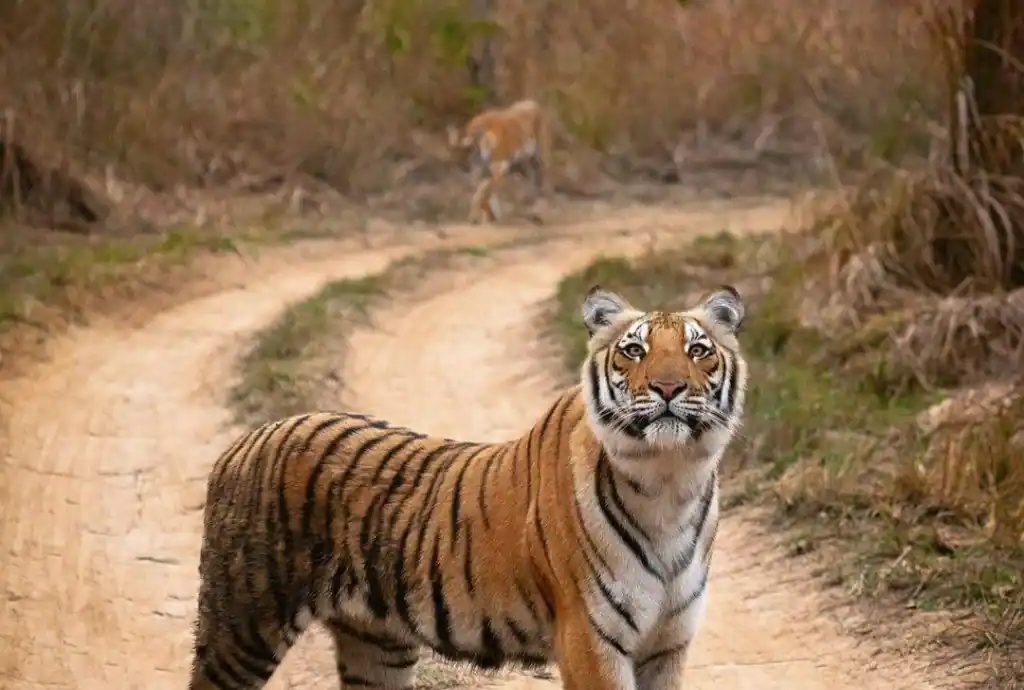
640, 416, 698, 448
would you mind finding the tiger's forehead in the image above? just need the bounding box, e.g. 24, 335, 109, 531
618, 312, 709, 345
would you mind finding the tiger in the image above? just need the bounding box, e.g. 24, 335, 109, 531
446, 98, 552, 224
187, 284, 748, 690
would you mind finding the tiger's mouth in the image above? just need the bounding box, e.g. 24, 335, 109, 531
600, 398, 723, 442
643, 409, 717, 436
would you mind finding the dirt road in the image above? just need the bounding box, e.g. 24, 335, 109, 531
0, 200, 947, 690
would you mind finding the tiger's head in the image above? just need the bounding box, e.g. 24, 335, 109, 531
446, 124, 477, 172
580, 285, 748, 455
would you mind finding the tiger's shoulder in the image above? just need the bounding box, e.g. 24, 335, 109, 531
446, 98, 546, 163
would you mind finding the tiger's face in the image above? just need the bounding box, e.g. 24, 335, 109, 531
580, 286, 747, 452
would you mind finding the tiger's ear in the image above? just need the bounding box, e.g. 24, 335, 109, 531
582, 286, 633, 336
701, 285, 744, 334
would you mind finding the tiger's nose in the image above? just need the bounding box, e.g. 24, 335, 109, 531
650, 380, 686, 400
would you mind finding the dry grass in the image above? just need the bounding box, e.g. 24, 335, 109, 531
0, 1, 954, 374
1, 0, 943, 222
763, 53, 1024, 674
769, 144, 1024, 679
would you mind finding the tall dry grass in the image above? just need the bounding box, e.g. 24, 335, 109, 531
815, 0, 1024, 388
0, 0, 944, 231
765, 6, 1024, 671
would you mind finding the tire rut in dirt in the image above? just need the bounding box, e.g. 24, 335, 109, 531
0, 246, 410, 690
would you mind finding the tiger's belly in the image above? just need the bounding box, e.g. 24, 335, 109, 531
306, 530, 709, 671
322, 575, 556, 671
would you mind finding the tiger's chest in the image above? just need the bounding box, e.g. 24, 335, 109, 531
582, 522, 713, 652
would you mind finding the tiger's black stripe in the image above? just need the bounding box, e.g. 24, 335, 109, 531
666, 473, 717, 581
594, 450, 662, 582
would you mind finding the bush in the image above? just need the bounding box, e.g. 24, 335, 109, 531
0, 0, 944, 230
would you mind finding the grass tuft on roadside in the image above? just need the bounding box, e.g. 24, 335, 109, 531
229, 244, 498, 426
0, 221, 360, 378
0, 229, 236, 324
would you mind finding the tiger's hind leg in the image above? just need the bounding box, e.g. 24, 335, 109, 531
326, 619, 420, 689
188, 612, 301, 690
188, 575, 313, 690
469, 178, 492, 224
527, 153, 545, 200
522, 154, 548, 224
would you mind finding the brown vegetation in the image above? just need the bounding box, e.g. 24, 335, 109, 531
547, 2, 1024, 685
1, 0, 942, 232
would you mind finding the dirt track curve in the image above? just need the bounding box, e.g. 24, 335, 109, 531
0, 200, 947, 690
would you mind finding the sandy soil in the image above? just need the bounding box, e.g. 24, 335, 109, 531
0, 199, 954, 690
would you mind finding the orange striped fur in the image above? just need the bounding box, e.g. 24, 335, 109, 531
188, 285, 748, 690
446, 98, 552, 223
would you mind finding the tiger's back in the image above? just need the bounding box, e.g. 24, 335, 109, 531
446, 98, 552, 223
191, 404, 577, 690
189, 286, 749, 690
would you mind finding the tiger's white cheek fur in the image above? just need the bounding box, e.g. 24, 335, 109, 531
608, 366, 628, 400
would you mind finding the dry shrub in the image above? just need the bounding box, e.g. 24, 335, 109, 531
761, 5, 1024, 672
822, 287, 1024, 392
826, 163, 1024, 303
811, 106, 1024, 390
902, 381, 1024, 545
817, 0, 1024, 319
888, 290, 1024, 389
0, 0, 944, 232
524, 0, 944, 179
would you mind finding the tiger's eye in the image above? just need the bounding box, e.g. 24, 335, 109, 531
621, 343, 646, 359
689, 343, 711, 359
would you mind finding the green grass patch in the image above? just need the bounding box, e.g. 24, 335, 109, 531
229, 268, 386, 424
0, 219, 350, 343
0, 227, 237, 325
228, 243, 514, 426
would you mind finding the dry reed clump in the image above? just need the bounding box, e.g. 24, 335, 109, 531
821, 287, 1024, 393
885, 290, 1024, 389
901, 380, 1024, 544
804, 114, 1024, 392
0, 0, 942, 233
825, 161, 1024, 302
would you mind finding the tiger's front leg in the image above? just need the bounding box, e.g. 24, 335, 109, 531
635, 645, 689, 690
635, 601, 705, 690
469, 161, 508, 223
469, 178, 492, 224
555, 615, 636, 690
